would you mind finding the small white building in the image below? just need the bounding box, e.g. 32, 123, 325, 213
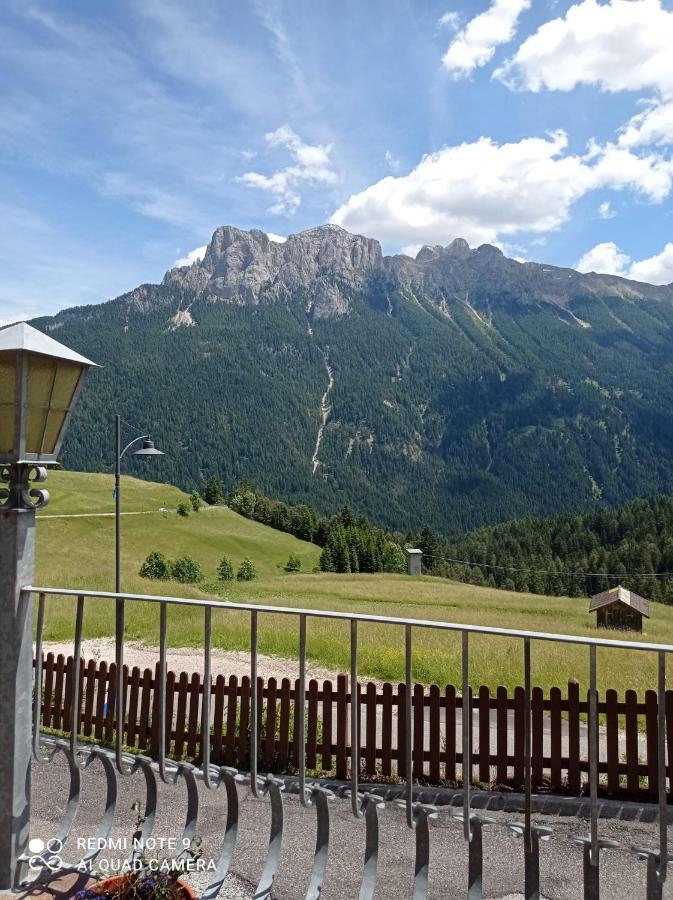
406, 548, 423, 576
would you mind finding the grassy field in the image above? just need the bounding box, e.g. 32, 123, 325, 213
34, 471, 673, 697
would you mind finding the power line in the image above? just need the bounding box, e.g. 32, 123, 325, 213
424, 553, 673, 580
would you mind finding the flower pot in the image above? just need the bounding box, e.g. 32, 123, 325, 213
93, 874, 198, 899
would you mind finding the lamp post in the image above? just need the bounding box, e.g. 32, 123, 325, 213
0, 322, 97, 890
114, 415, 164, 594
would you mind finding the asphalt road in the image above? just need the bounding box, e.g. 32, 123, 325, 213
27, 754, 672, 899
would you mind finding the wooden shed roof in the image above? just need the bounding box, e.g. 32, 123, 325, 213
589, 585, 650, 618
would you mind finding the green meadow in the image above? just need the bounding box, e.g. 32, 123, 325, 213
34, 471, 673, 697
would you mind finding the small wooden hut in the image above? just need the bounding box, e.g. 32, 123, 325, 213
589, 585, 650, 632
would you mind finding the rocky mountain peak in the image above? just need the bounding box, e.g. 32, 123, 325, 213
160, 222, 673, 322
163, 223, 383, 318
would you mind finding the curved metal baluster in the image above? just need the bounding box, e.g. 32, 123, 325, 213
405, 624, 414, 828
573, 645, 618, 899
250, 609, 263, 799
507, 638, 553, 900
657, 650, 668, 886
296, 615, 333, 899
451, 630, 495, 899
253, 776, 285, 900
304, 785, 333, 900
298, 614, 310, 808
73, 748, 118, 866
32, 592, 61, 764
631, 650, 670, 899
202, 767, 245, 900
350, 620, 363, 819
69, 595, 84, 758
158, 600, 179, 786
462, 630, 471, 841
175, 763, 200, 860
202, 605, 214, 787
114, 595, 137, 776
351, 792, 385, 900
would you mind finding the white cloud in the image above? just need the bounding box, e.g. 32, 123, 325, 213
438, 11, 460, 30
266, 232, 286, 243
577, 241, 629, 276
598, 201, 615, 219
443, 0, 531, 78
496, 0, 673, 97
331, 130, 673, 249
239, 125, 337, 215
629, 243, 673, 284
619, 100, 673, 148
577, 241, 673, 283
174, 245, 207, 267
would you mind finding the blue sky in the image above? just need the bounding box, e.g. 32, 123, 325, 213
2, 0, 673, 322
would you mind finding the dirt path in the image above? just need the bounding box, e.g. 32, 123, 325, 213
41, 638, 346, 684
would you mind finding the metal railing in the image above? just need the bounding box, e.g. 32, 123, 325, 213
24, 585, 673, 900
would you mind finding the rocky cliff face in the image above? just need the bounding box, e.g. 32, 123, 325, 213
161, 224, 673, 322
163, 224, 383, 318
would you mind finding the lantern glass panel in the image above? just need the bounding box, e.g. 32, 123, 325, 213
42, 410, 68, 453
0, 355, 16, 404
0, 354, 17, 454
0, 405, 14, 454
51, 363, 82, 409
27, 355, 56, 408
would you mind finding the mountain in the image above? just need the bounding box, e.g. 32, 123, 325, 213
30, 223, 673, 533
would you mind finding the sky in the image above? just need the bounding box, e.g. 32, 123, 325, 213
2, 0, 673, 323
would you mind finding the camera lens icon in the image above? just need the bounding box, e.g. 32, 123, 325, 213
27, 837, 63, 872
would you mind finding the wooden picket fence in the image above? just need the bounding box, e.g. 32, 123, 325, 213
35, 653, 673, 800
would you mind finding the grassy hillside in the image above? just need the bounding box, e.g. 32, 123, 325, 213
34, 472, 673, 696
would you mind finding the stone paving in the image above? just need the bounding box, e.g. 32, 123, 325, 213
22, 755, 673, 898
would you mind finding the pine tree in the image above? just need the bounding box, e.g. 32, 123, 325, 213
217, 556, 235, 581
203, 474, 224, 505
237, 557, 257, 581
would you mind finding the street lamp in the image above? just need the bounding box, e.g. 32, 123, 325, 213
114, 415, 164, 594
0, 322, 97, 889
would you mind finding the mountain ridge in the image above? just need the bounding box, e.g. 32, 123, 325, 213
27, 222, 673, 535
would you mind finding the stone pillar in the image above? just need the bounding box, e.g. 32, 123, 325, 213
0, 509, 35, 890
406, 548, 423, 576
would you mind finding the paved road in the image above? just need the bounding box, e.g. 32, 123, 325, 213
28, 754, 671, 899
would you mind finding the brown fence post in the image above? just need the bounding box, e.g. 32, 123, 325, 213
429, 684, 441, 784
646, 689, 659, 799
397, 682, 407, 779
212, 674, 225, 765
567, 680, 581, 794
225, 675, 238, 765
513, 686, 525, 787
336, 674, 348, 780
307, 679, 318, 771
321, 680, 333, 772
478, 686, 490, 785
278, 677, 291, 771
265, 677, 278, 770
445, 685, 456, 782
625, 689, 639, 796
496, 685, 508, 785
605, 688, 619, 795
531, 686, 544, 788
365, 682, 377, 777
549, 686, 562, 791
174, 672, 189, 759
138, 666, 152, 752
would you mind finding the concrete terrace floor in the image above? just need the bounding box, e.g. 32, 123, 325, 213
20, 754, 673, 899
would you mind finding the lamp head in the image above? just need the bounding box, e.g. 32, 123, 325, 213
0, 322, 98, 466
133, 438, 164, 457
